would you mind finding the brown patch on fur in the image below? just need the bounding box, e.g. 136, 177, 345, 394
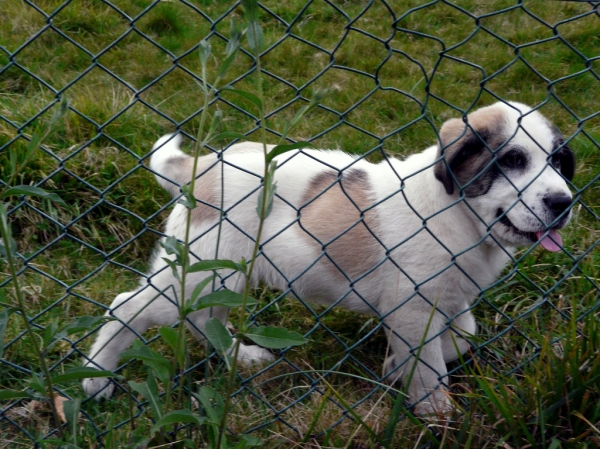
434, 105, 509, 196
191, 156, 220, 223
300, 169, 382, 279
170, 155, 219, 223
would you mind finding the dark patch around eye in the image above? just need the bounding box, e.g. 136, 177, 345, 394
498, 148, 528, 170
551, 126, 575, 181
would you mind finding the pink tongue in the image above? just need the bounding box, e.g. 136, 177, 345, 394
536, 229, 563, 252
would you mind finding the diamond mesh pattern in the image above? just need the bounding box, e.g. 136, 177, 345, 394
1, 0, 599, 446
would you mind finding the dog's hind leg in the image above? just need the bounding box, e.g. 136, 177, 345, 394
82, 285, 182, 398
83, 266, 272, 399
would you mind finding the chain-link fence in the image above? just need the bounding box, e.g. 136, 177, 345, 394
1, 0, 599, 447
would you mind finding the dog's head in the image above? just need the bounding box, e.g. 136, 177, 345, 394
434, 102, 575, 252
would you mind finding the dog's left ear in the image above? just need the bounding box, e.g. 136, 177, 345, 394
434, 110, 500, 195
552, 129, 575, 181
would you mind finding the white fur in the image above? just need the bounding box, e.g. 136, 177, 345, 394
83, 102, 573, 415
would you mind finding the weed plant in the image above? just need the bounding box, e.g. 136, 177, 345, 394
0, 0, 599, 448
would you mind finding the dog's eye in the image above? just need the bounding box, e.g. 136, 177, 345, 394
499, 150, 526, 170
550, 153, 562, 171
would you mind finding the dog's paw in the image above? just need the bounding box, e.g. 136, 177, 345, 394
82, 375, 115, 400
414, 390, 454, 417
234, 341, 276, 366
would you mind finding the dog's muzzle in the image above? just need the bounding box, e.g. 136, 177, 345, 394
496, 193, 573, 252
543, 194, 572, 222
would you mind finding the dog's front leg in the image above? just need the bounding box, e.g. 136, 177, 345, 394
440, 311, 476, 364
383, 311, 452, 415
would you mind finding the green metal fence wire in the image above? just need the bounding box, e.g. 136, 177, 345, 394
1, 0, 599, 446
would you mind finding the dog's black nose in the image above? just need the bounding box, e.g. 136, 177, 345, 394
544, 194, 572, 217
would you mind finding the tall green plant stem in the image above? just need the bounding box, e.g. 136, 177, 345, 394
175, 78, 216, 407
216, 48, 270, 449
0, 215, 65, 439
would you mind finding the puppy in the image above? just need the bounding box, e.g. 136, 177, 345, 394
83, 102, 574, 414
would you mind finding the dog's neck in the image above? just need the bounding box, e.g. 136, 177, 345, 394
380, 147, 514, 291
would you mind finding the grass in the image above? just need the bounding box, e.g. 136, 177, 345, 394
1, 0, 599, 447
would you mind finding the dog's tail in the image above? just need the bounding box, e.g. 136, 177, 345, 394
150, 133, 191, 197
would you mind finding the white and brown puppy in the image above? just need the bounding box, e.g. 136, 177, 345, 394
83, 102, 574, 414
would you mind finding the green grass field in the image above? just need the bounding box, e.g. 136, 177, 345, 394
1, 0, 599, 447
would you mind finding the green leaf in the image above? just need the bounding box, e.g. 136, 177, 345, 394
161, 257, 181, 282
198, 39, 211, 69
309, 87, 329, 106
64, 399, 81, 433
243, 0, 263, 54
178, 184, 196, 210
42, 320, 59, 348
161, 233, 187, 270
0, 390, 34, 400
0, 201, 7, 222
256, 183, 276, 219
265, 141, 312, 164
204, 318, 233, 356
247, 21, 263, 54
222, 88, 263, 113
208, 110, 224, 140
61, 315, 113, 336
236, 435, 262, 448
158, 326, 180, 355
244, 326, 307, 349
46, 316, 113, 350
1, 185, 65, 204
0, 237, 16, 259
382, 383, 408, 445
161, 235, 183, 259
120, 341, 174, 383
0, 205, 17, 257
59, 94, 70, 115
28, 373, 46, 395
186, 274, 217, 304
50, 367, 115, 384
226, 18, 242, 57
188, 259, 242, 273
146, 373, 162, 414
217, 46, 240, 79
283, 89, 328, 138
256, 160, 277, 219
0, 203, 15, 259
548, 439, 562, 449
50, 95, 70, 128
151, 409, 205, 435
0, 307, 18, 359
129, 377, 163, 419
242, 0, 260, 22
208, 131, 248, 143
193, 386, 223, 423
25, 133, 42, 157
191, 290, 257, 311
237, 258, 248, 274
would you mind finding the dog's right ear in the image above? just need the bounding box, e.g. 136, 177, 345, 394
434, 106, 506, 196
433, 118, 489, 195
